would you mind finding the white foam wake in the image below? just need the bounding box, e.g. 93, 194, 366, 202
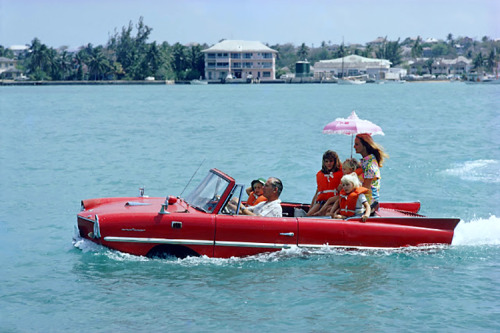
452, 215, 500, 246
444, 159, 500, 183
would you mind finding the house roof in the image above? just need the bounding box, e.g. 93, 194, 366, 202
317, 55, 391, 66
202, 40, 277, 53
0, 57, 16, 63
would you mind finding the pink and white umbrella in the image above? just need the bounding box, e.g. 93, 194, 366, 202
323, 111, 384, 156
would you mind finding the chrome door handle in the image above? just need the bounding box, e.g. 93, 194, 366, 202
280, 232, 294, 237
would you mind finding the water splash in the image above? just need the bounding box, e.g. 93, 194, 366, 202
452, 215, 500, 246
443, 159, 500, 183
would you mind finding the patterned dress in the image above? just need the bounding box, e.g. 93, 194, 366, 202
361, 154, 381, 203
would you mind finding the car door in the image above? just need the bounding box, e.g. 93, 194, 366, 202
213, 214, 298, 258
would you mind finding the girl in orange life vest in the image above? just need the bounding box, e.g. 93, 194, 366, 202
245, 178, 267, 206
307, 150, 343, 216
316, 158, 363, 216
331, 172, 371, 222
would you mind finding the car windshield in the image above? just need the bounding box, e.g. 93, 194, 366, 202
184, 171, 231, 213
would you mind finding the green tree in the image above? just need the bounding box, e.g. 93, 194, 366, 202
446, 33, 454, 45
0, 45, 15, 58
411, 36, 423, 58
27, 38, 53, 80
486, 50, 495, 72
362, 44, 374, 58
473, 53, 484, 69
87, 45, 111, 80
171, 42, 188, 79
186, 44, 205, 80
296, 43, 309, 61
376, 37, 402, 65
425, 59, 434, 74
431, 43, 448, 58
107, 17, 153, 80
140, 41, 163, 78
73, 50, 87, 80
57, 50, 73, 80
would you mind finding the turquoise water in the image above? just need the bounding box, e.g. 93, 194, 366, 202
1, 83, 499, 332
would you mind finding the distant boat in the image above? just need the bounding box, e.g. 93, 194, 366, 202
376, 79, 406, 84
465, 72, 500, 84
190, 79, 208, 85
338, 45, 366, 85
338, 78, 366, 85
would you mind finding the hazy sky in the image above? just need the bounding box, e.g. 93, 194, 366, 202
1, 0, 499, 49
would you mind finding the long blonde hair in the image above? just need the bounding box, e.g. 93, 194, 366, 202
355, 133, 389, 167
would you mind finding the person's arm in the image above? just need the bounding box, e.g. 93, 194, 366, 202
361, 201, 371, 222
240, 205, 256, 216
329, 200, 340, 217
362, 178, 372, 192
310, 189, 319, 206
245, 186, 252, 196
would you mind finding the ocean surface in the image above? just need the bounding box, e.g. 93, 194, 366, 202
1, 82, 499, 332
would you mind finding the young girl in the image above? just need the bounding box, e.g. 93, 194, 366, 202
307, 150, 342, 216
316, 158, 363, 216
331, 172, 371, 221
342, 157, 364, 184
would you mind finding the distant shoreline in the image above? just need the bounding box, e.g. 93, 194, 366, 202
0, 79, 454, 86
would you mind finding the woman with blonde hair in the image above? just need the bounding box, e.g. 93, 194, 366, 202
353, 133, 389, 207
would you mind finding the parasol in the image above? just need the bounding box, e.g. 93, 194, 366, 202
323, 110, 384, 156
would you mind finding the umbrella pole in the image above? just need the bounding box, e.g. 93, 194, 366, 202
351, 135, 354, 158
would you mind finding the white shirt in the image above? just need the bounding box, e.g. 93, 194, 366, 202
247, 199, 282, 217
355, 193, 368, 215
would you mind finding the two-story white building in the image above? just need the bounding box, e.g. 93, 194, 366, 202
0, 57, 17, 74
409, 56, 472, 75
201, 40, 278, 81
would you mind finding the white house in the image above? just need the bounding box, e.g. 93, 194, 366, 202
0, 57, 17, 76
409, 56, 472, 75
313, 55, 391, 80
201, 40, 278, 81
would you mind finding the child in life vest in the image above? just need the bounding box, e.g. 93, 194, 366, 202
316, 158, 363, 216
245, 178, 267, 206
342, 158, 364, 184
307, 150, 342, 216
331, 172, 371, 221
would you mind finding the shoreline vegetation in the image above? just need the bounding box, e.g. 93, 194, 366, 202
0, 78, 456, 86
1, 17, 498, 83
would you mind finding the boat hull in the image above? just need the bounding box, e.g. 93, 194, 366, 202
77, 198, 459, 258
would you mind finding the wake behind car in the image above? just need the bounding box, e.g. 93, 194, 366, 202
76, 168, 460, 258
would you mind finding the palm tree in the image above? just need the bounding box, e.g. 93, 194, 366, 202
473, 53, 484, 69
87, 46, 110, 80
486, 50, 495, 72
27, 38, 52, 79
58, 50, 73, 80
296, 43, 309, 61
446, 33, 453, 45
411, 36, 423, 58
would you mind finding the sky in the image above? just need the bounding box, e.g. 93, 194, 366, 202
1, 0, 499, 49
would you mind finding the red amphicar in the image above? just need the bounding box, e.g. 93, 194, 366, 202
76, 169, 460, 258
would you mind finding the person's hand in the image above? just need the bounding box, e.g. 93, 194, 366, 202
361, 214, 368, 222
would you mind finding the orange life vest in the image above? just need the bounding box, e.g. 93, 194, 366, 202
338, 187, 369, 217
247, 192, 266, 206
355, 167, 364, 183
316, 170, 343, 202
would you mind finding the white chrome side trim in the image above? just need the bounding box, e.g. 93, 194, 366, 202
102, 236, 293, 249
299, 243, 402, 250
103, 236, 214, 246
215, 241, 293, 249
